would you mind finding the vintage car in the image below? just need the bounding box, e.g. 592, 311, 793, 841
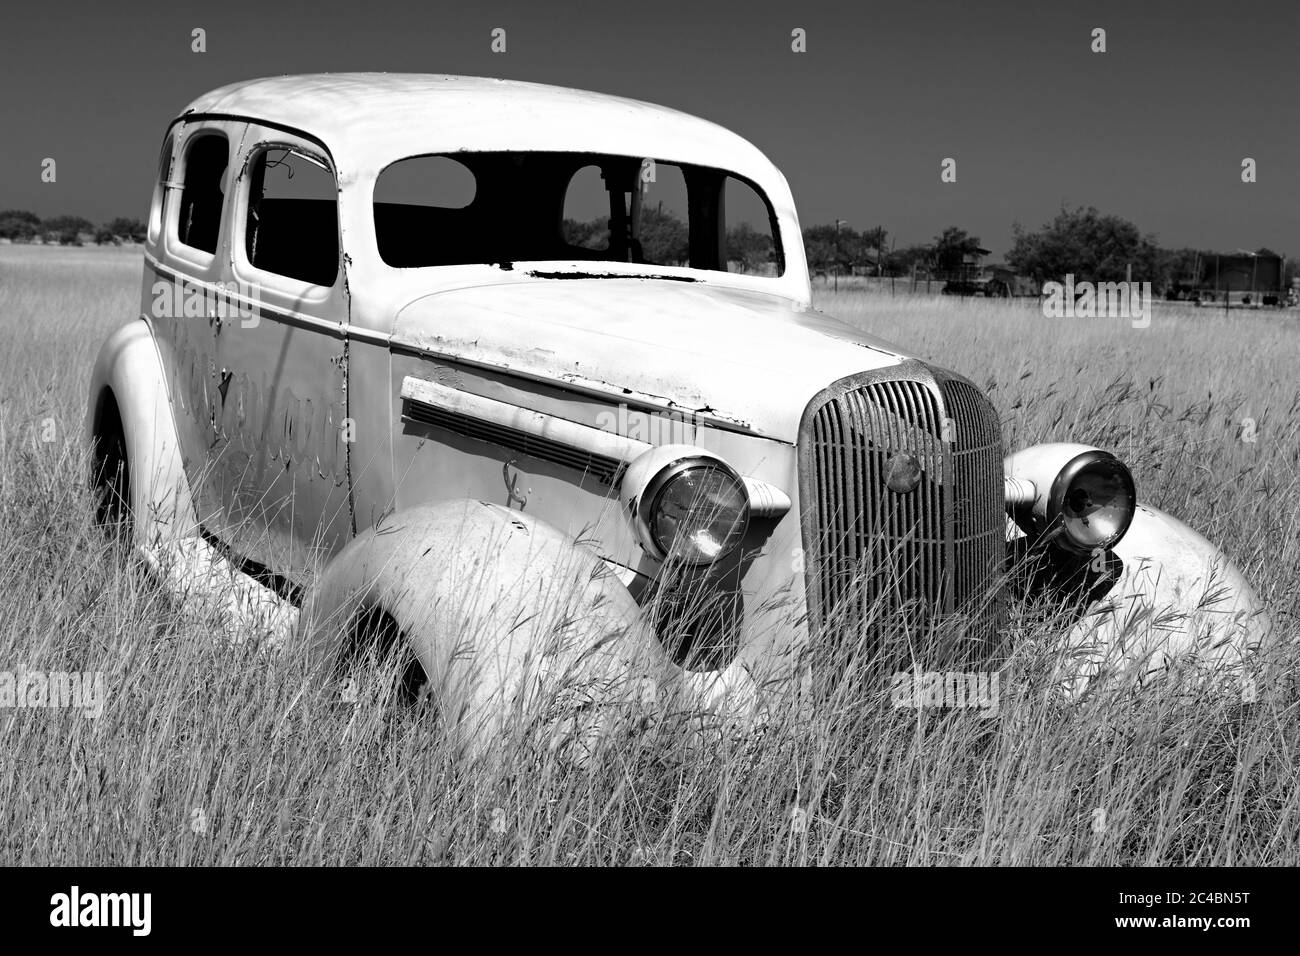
87, 74, 1269, 749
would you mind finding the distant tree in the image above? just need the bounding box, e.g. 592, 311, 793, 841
94, 227, 117, 245
932, 226, 984, 275
889, 243, 936, 275
41, 215, 94, 246
725, 222, 774, 273
637, 205, 689, 265
105, 217, 146, 242
0, 209, 41, 241
838, 229, 869, 272
860, 226, 888, 276
560, 209, 690, 265
801, 225, 833, 275
802, 223, 859, 276
1155, 247, 1211, 293
1007, 206, 1159, 283
561, 216, 608, 251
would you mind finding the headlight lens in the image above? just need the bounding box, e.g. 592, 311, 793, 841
643, 461, 750, 565
1050, 451, 1136, 554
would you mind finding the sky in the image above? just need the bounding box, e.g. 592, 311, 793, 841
1, 0, 1295, 259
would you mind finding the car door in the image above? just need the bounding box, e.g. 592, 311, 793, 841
211, 126, 352, 579
152, 118, 246, 543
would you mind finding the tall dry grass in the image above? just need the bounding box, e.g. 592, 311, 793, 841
1, 245, 1297, 865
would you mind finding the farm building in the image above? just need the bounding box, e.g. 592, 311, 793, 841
938, 245, 992, 295
983, 264, 1040, 297
1169, 251, 1287, 306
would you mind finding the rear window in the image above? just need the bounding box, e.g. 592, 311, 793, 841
373, 151, 782, 276
177, 133, 228, 254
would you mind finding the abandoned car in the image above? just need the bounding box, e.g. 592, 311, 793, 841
87, 74, 1269, 745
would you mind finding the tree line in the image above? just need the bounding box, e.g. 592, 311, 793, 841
562, 207, 778, 273
800, 206, 1292, 293
565, 203, 1289, 294
0, 210, 145, 246
8, 202, 1290, 292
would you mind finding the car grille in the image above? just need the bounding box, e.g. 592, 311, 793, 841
798, 361, 1005, 662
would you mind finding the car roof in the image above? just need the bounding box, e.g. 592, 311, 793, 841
179, 73, 784, 185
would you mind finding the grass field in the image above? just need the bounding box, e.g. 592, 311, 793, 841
2, 243, 1298, 865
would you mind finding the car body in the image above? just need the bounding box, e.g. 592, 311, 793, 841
87, 74, 1269, 743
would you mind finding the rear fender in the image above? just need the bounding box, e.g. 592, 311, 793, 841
86, 319, 197, 550
86, 323, 292, 642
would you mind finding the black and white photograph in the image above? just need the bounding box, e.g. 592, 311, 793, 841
0, 0, 1295, 933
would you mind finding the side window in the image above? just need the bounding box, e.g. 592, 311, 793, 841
373, 155, 477, 268
177, 133, 228, 254
723, 176, 780, 275
148, 134, 174, 246
244, 146, 339, 286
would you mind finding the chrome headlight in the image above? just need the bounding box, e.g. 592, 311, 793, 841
621, 446, 750, 565
1004, 443, 1136, 555
1049, 450, 1136, 554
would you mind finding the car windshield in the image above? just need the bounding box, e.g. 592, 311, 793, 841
372, 151, 783, 276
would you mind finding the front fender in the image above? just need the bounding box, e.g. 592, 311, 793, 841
1057, 503, 1271, 696
297, 499, 653, 671
296, 499, 764, 757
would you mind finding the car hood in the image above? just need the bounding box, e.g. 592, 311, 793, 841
391, 277, 916, 441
